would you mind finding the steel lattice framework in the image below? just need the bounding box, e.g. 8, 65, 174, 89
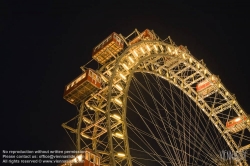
62, 29, 250, 166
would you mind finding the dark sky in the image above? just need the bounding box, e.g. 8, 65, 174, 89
1, 0, 250, 160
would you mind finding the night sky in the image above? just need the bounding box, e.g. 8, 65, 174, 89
1, 0, 250, 162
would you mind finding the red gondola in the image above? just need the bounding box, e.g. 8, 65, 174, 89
63, 69, 101, 105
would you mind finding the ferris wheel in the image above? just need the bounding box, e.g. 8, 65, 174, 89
61, 29, 250, 166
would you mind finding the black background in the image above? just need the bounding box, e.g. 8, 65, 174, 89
1, 0, 250, 162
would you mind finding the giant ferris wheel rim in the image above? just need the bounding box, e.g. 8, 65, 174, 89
62, 29, 249, 166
